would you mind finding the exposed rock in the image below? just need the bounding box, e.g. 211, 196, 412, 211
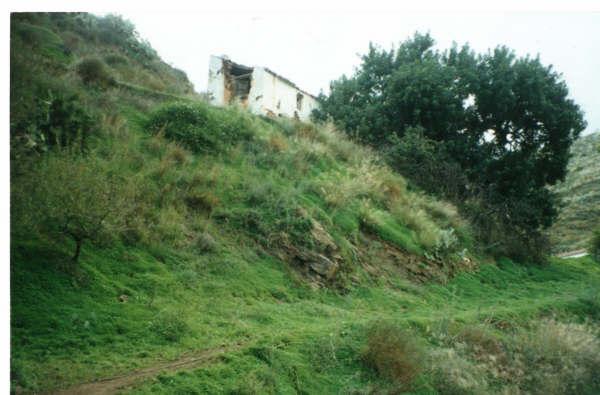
308, 253, 340, 279
310, 220, 337, 253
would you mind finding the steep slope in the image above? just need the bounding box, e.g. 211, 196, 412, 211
10, 13, 600, 395
548, 132, 600, 253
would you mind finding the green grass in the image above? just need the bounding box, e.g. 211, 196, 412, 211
10, 12, 600, 395
11, 234, 600, 392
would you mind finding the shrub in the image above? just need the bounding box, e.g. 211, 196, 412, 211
361, 321, 424, 389
435, 228, 459, 254
11, 90, 97, 154
76, 57, 115, 87
456, 325, 503, 356
429, 348, 488, 395
145, 102, 255, 153
195, 231, 217, 253
517, 319, 600, 394
385, 127, 467, 201
149, 310, 189, 342
268, 134, 288, 152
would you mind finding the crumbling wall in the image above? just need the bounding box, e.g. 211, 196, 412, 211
209, 56, 254, 108
207, 55, 226, 105
249, 67, 319, 121
208, 55, 319, 121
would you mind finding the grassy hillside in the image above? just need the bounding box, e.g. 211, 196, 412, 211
548, 132, 600, 253
10, 13, 600, 394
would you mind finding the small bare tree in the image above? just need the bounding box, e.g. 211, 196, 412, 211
13, 152, 131, 265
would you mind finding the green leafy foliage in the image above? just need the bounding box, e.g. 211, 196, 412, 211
317, 32, 587, 261
11, 91, 97, 156
145, 102, 255, 152
385, 127, 467, 200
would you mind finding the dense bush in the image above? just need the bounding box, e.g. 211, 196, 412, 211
76, 57, 115, 87
11, 91, 97, 156
145, 102, 255, 153
361, 321, 424, 389
386, 127, 467, 200
317, 32, 587, 262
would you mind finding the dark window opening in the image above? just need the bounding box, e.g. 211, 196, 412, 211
223, 60, 253, 106
296, 92, 304, 111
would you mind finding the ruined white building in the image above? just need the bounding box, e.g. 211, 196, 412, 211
207, 55, 319, 121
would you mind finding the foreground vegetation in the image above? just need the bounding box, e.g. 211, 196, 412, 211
12, 240, 600, 394
10, 13, 600, 394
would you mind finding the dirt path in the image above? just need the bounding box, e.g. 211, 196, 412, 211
53, 343, 244, 395
556, 249, 589, 259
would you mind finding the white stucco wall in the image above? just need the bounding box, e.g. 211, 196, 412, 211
207, 55, 225, 106
249, 67, 319, 120
207, 56, 319, 121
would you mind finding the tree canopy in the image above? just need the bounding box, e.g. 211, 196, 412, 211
315, 33, 587, 260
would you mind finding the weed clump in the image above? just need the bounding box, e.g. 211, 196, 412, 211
195, 231, 217, 253
429, 348, 488, 395
76, 57, 115, 87
517, 319, 600, 394
361, 321, 424, 389
149, 310, 189, 342
429, 319, 600, 395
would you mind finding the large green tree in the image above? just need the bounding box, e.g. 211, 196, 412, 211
315, 33, 586, 260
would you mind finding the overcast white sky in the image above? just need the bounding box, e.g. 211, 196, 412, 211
122, 11, 600, 134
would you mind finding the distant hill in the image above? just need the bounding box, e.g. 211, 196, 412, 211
548, 131, 600, 253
